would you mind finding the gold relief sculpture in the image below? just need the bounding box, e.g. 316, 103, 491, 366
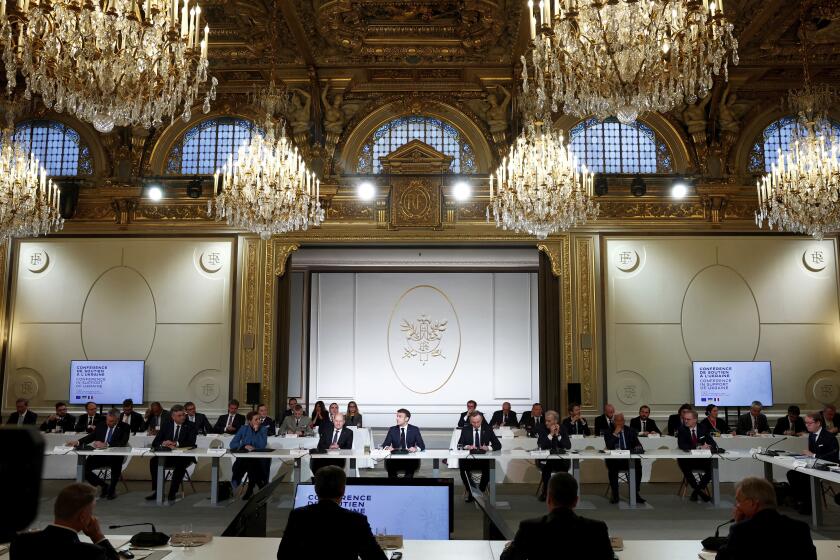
574, 237, 597, 408
598, 201, 706, 220
560, 236, 573, 385
260, 241, 298, 405
400, 316, 447, 364
237, 239, 260, 399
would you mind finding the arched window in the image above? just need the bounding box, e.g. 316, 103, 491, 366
12, 120, 93, 176
568, 117, 673, 174
749, 116, 840, 173
357, 116, 477, 174
166, 117, 261, 174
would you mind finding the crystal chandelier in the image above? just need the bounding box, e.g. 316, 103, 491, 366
1, 0, 218, 133
210, 124, 323, 240
755, 18, 840, 240
524, 0, 738, 124
0, 127, 63, 240
488, 121, 597, 239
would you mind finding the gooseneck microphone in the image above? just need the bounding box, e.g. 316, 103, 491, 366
759, 436, 787, 457
701, 518, 734, 551
108, 522, 169, 547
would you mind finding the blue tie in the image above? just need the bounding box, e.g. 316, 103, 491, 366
619, 432, 625, 450
106, 428, 113, 444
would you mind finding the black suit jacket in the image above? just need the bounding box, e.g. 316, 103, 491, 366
382, 424, 426, 450
773, 416, 807, 435
78, 421, 131, 448
457, 425, 502, 450
318, 426, 354, 451
152, 420, 198, 454
10, 524, 119, 560
561, 416, 591, 436
809, 429, 840, 462
667, 413, 685, 436
500, 507, 613, 560
75, 413, 104, 432
7, 410, 38, 426
120, 411, 145, 433
629, 416, 661, 435
187, 412, 214, 435
537, 426, 571, 451
457, 411, 490, 429
700, 417, 732, 435
258, 415, 276, 437
604, 426, 643, 452
594, 414, 616, 436
277, 500, 386, 560
519, 412, 544, 435
213, 412, 246, 434
676, 425, 718, 452
141, 413, 168, 432
489, 410, 519, 428
715, 509, 816, 560
40, 414, 76, 432
736, 412, 770, 435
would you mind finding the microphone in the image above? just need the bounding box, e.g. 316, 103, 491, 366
759, 436, 787, 457
701, 518, 734, 551
108, 523, 169, 547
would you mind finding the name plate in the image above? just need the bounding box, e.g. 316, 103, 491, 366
610, 450, 630, 456
131, 447, 150, 454
450, 450, 470, 458
284, 433, 298, 438
52, 445, 74, 454
647, 433, 660, 438
792, 460, 808, 469
691, 449, 712, 457
721, 434, 734, 439
530, 450, 550, 458
206, 448, 227, 456
570, 434, 585, 440
371, 449, 389, 460
326, 449, 341, 454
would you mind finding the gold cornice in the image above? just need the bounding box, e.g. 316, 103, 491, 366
537, 243, 563, 277
274, 243, 299, 277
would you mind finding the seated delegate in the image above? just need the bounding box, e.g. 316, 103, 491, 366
381, 408, 425, 478
458, 411, 502, 502
536, 410, 571, 502
67, 409, 131, 501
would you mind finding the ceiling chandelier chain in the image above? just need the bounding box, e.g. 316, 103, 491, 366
755, 8, 840, 240
524, 0, 739, 124
0, 0, 218, 133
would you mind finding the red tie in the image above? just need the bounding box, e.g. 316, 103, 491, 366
691, 429, 698, 446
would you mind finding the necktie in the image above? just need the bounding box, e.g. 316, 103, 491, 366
752, 415, 756, 430
88, 416, 94, 427
226, 415, 233, 427
400, 428, 406, 449
189, 416, 195, 422
641, 420, 646, 432
106, 427, 113, 444
474, 428, 480, 448
17, 414, 23, 425
332, 430, 339, 445
809, 433, 816, 450
619, 432, 625, 450
174, 425, 180, 444
295, 418, 300, 427
691, 429, 698, 446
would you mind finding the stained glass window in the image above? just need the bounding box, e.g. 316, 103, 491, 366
748, 117, 840, 173
569, 117, 672, 174
166, 117, 261, 174
11, 120, 93, 176
357, 116, 477, 174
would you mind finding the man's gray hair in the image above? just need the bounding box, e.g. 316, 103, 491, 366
107, 408, 120, 417
545, 410, 559, 422
751, 401, 763, 408
735, 476, 776, 508
170, 404, 185, 414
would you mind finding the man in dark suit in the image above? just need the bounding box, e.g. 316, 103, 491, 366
519, 403, 544, 437
381, 408, 426, 478
321, 402, 342, 437
489, 402, 519, 428
457, 400, 479, 428
213, 399, 246, 434
141, 401, 166, 434
457, 412, 502, 502
68, 409, 130, 500
277, 465, 386, 559
603, 412, 645, 504
40, 402, 76, 432
736, 401, 770, 435
630, 405, 662, 435
716, 477, 816, 560
7, 398, 37, 426
667, 403, 694, 436
676, 410, 716, 503
119, 399, 144, 433
536, 410, 571, 502
501, 472, 613, 560
184, 401, 213, 435
786, 411, 840, 514
282, 397, 307, 418
562, 402, 590, 435
10, 483, 119, 560
256, 403, 276, 436
773, 404, 807, 436
74, 401, 103, 433
593, 403, 617, 436
311, 412, 354, 475
145, 404, 198, 502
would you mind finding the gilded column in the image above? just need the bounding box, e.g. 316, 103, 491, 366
260, 241, 298, 406
236, 237, 263, 401
573, 236, 598, 410
537, 236, 573, 391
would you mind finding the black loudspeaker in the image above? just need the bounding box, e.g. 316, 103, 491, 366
567, 383, 582, 406
246, 383, 261, 405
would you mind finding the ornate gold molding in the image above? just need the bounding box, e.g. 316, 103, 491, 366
260, 242, 299, 405
537, 243, 563, 277
574, 236, 597, 409
274, 243, 299, 277
538, 239, 573, 387
237, 238, 262, 400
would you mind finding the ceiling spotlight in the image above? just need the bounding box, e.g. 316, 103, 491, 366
146, 185, 163, 201
357, 181, 376, 201
630, 175, 647, 197
594, 174, 608, 196
186, 178, 202, 199
453, 181, 472, 202
671, 180, 688, 199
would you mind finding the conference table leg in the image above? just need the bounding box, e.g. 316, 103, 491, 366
156, 461, 164, 506
628, 459, 637, 507
210, 457, 219, 505
711, 457, 721, 507
432, 458, 440, 478
488, 459, 496, 506
763, 460, 773, 482
349, 458, 356, 477
75, 455, 85, 483
293, 457, 300, 483
809, 476, 823, 528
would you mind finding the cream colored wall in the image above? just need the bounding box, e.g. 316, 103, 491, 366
3, 238, 233, 415
604, 236, 840, 416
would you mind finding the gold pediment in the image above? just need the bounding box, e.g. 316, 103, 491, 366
380, 139, 454, 174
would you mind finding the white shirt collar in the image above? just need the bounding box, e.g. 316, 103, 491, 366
814, 428, 822, 439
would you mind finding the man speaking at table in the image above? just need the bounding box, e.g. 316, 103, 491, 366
786, 411, 840, 514
458, 411, 502, 502
382, 408, 425, 478
603, 412, 645, 504
68, 409, 130, 500
146, 404, 197, 502
277, 466, 386, 559
676, 410, 715, 503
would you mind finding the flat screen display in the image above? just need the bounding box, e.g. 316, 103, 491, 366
69, 360, 144, 404
693, 361, 773, 407
293, 478, 452, 539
